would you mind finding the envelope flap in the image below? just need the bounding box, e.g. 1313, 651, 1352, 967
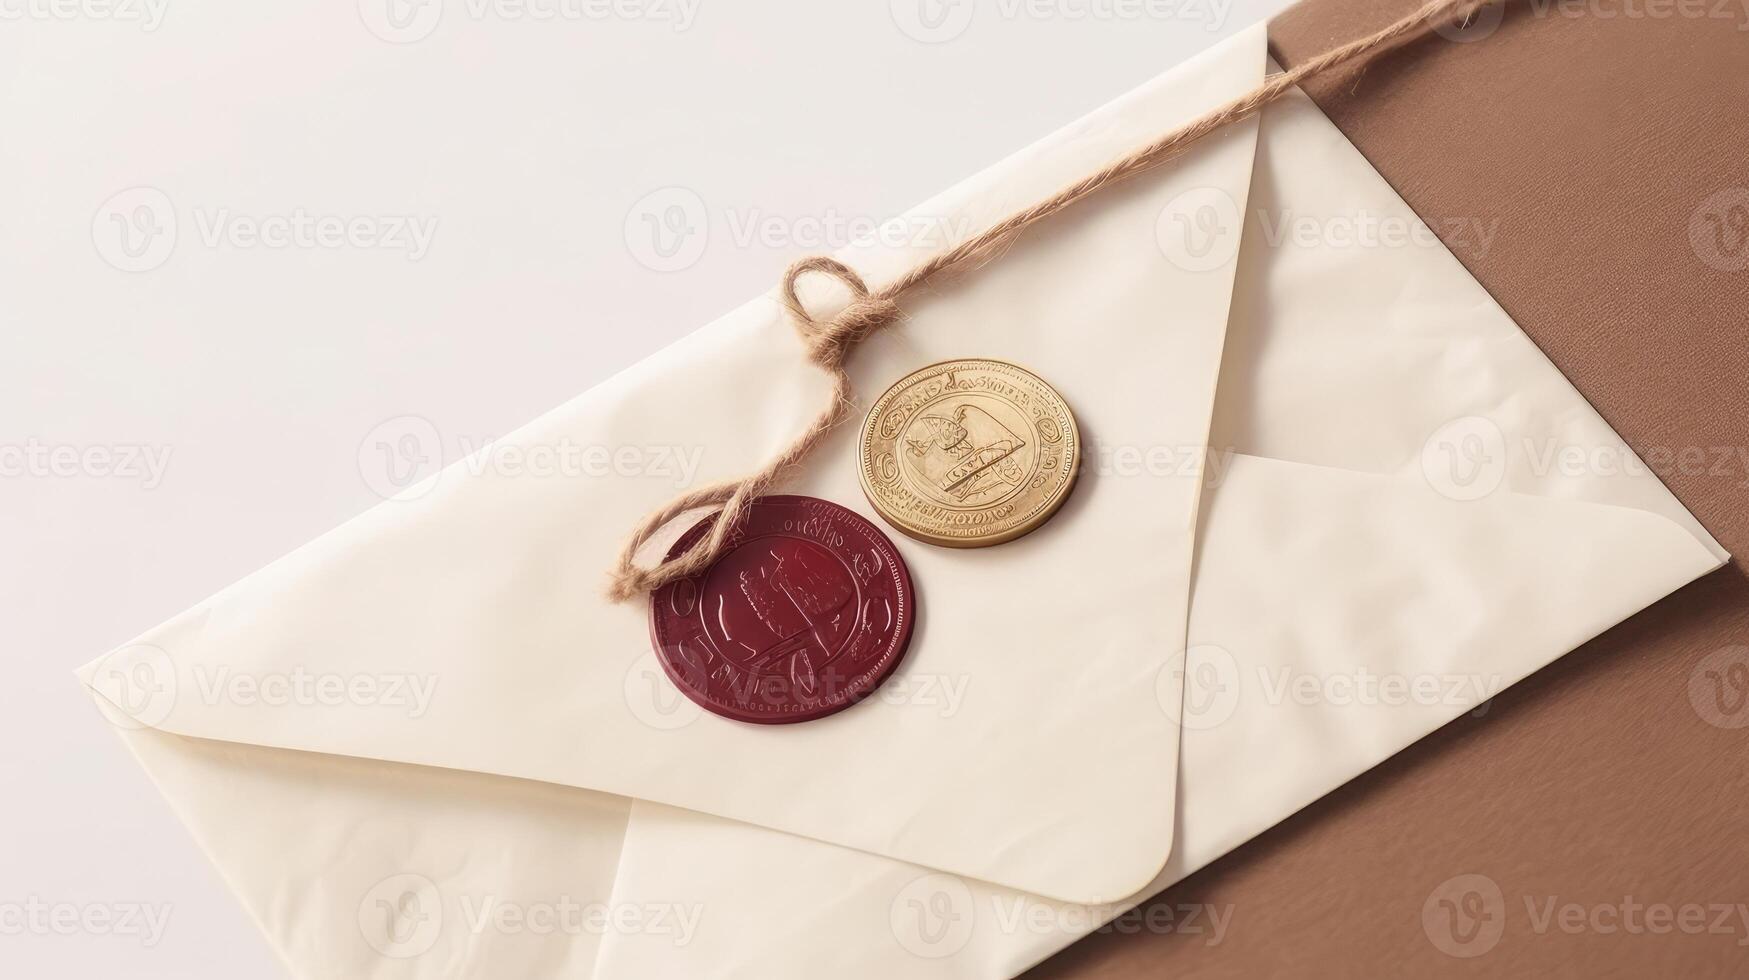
80, 27, 1271, 904
1212, 77, 1727, 562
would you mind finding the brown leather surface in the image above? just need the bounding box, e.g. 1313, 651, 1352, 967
1027, 3, 1749, 976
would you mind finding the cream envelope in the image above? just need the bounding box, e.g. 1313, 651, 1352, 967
79, 24, 1725, 980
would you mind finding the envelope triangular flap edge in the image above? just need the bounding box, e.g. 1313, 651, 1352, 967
78, 25, 1277, 906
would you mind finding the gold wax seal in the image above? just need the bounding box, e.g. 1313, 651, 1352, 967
858, 358, 1080, 548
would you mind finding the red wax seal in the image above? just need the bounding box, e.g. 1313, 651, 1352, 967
648, 495, 916, 724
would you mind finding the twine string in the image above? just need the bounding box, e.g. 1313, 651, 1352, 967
607, 0, 1498, 601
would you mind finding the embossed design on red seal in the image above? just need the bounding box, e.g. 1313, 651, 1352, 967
648, 495, 916, 724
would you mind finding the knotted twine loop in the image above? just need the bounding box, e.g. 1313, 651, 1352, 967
606, 0, 1501, 601
603, 257, 906, 601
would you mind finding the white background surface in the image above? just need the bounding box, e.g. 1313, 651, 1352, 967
1, 1, 1293, 975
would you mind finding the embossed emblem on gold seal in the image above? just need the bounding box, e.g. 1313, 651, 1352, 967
858, 358, 1080, 548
